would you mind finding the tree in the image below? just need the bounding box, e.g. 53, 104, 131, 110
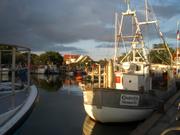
149, 43, 174, 64
16, 52, 27, 65
31, 53, 40, 65
39, 51, 63, 65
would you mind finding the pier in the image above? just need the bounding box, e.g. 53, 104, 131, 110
131, 88, 180, 135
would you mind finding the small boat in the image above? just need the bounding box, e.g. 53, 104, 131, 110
82, 0, 176, 123
66, 71, 74, 76
0, 44, 38, 134
45, 65, 60, 74
35, 65, 46, 74
1, 67, 9, 75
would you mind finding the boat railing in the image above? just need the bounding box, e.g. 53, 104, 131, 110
0, 85, 29, 99
0, 44, 31, 94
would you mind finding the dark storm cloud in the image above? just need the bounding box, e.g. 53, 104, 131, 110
45, 44, 88, 54
0, 0, 120, 51
0, 0, 178, 53
96, 43, 114, 48
152, 4, 180, 19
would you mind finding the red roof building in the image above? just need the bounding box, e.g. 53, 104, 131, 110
63, 54, 80, 64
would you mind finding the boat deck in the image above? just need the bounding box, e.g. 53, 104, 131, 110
0, 90, 28, 115
0, 82, 29, 115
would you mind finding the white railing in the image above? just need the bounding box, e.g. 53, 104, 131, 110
0, 44, 31, 94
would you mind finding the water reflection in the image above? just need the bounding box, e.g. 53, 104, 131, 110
13, 74, 137, 135
31, 74, 63, 92
14, 74, 85, 135
31, 74, 82, 95
83, 116, 138, 135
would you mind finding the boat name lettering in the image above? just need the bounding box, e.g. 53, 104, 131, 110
120, 94, 140, 106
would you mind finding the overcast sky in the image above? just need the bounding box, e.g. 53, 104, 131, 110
0, 0, 179, 60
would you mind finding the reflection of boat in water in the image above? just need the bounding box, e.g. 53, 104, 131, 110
75, 71, 83, 81
83, 116, 138, 135
82, 0, 176, 123
0, 44, 38, 135
75, 70, 87, 82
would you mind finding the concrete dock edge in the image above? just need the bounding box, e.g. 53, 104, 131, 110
131, 90, 180, 135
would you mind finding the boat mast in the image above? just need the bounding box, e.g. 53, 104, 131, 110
114, 0, 130, 69
140, 0, 173, 65
118, 0, 149, 64
126, 0, 130, 12
115, 0, 172, 65
114, 13, 118, 68
176, 21, 180, 74
145, 0, 148, 22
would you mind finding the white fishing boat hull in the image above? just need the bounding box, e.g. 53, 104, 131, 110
84, 104, 153, 123
83, 88, 158, 123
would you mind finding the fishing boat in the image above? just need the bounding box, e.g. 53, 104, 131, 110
82, 0, 176, 123
0, 44, 38, 134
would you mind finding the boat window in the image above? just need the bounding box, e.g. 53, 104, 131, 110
136, 65, 141, 71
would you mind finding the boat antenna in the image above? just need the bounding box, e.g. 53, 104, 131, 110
145, 0, 148, 22
124, 0, 130, 12
114, 12, 118, 68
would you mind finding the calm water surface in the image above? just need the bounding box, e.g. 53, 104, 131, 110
14, 74, 138, 135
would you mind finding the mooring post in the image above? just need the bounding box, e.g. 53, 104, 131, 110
98, 64, 101, 88
27, 50, 31, 87
103, 65, 106, 88
91, 65, 94, 87
105, 64, 108, 88
12, 47, 16, 95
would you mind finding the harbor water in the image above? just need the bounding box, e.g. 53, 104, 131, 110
13, 74, 138, 135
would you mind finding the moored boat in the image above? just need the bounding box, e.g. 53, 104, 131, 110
82, 0, 176, 123
0, 44, 38, 134
83, 88, 158, 122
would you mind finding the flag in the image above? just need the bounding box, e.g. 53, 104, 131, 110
177, 30, 180, 40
